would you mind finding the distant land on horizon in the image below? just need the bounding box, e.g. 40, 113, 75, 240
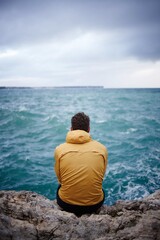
0, 86, 104, 89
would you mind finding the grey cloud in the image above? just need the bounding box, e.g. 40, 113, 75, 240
0, 0, 160, 60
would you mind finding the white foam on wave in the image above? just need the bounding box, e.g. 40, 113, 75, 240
42, 114, 57, 122
123, 184, 150, 200
107, 162, 133, 174
18, 106, 27, 112
121, 128, 137, 135
95, 119, 107, 123
43, 116, 51, 122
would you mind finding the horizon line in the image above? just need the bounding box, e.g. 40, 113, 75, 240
0, 86, 160, 89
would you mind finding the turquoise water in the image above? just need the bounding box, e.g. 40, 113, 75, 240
0, 88, 160, 205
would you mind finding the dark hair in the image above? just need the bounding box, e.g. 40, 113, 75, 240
71, 112, 90, 132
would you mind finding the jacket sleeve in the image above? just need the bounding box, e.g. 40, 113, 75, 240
102, 147, 108, 175
54, 147, 61, 183
104, 148, 108, 172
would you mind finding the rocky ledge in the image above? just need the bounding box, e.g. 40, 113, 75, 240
0, 190, 160, 240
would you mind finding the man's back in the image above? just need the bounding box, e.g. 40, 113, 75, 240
54, 130, 108, 206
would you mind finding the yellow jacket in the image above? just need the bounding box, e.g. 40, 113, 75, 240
54, 130, 108, 206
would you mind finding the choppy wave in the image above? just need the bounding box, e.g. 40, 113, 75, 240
0, 88, 160, 204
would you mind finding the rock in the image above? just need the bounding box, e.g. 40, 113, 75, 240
0, 190, 160, 240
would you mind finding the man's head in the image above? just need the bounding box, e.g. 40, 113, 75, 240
71, 112, 90, 132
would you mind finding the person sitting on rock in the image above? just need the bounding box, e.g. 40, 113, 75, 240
54, 112, 108, 216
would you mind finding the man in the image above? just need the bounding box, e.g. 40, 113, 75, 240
54, 112, 108, 215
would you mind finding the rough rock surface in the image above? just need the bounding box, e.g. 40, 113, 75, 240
0, 190, 160, 240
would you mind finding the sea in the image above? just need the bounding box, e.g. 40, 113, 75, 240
0, 87, 160, 205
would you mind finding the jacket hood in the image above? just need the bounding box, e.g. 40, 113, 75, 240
66, 130, 91, 144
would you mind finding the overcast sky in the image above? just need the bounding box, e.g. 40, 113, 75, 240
0, 0, 160, 87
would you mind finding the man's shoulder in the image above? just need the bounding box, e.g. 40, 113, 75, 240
91, 140, 108, 161
55, 142, 68, 151
91, 140, 107, 151
54, 142, 69, 159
